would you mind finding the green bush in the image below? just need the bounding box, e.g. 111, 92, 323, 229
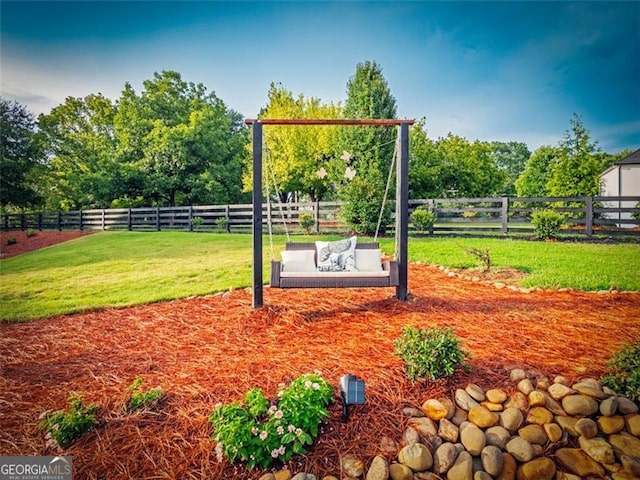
394, 325, 470, 382
126, 377, 164, 412
191, 216, 204, 231
411, 208, 434, 233
340, 176, 391, 236
6, 237, 17, 245
38, 394, 99, 449
216, 217, 229, 232
209, 372, 334, 469
26, 228, 37, 238
531, 209, 565, 239
602, 341, 640, 402
298, 211, 315, 234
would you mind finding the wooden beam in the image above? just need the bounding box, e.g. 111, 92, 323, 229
245, 118, 414, 126
396, 122, 409, 301
252, 122, 263, 308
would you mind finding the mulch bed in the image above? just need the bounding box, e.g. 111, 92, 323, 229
0, 230, 94, 259
1, 260, 639, 479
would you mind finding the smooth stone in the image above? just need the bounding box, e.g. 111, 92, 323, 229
618, 397, 639, 414
553, 375, 571, 387
389, 463, 413, 480
451, 407, 468, 426
260, 474, 275, 480
291, 474, 316, 480
612, 473, 640, 480
468, 405, 499, 428
518, 424, 548, 445
274, 471, 292, 480
466, 384, 486, 402
485, 425, 511, 449
528, 390, 545, 407
547, 383, 575, 400
621, 454, 640, 477
496, 453, 517, 480
600, 396, 619, 416
486, 389, 508, 404
543, 422, 563, 442
597, 415, 626, 434
555, 448, 605, 477
423, 399, 449, 420
398, 443, 433, 472
505, 436, 535, 462
515, 457, 556, 480
540, 392, 565, 416
575, 417, 598, 438
481, 401, 503, 412
578, 436, 615, 465
531, 443, 544, 458
439, 397, 457, 419
408, 417, 438, 437
474, 472, 492, 480
447, 451, 473, 480
517, 379, 534, 395
536, 377, 550, 391
626, 413, 640, 436
510, 369, 526, 382
460, 424, 487, 456
572, 382, 609, 400
414, 474, 440, 480
481, 445, 503, 477
403, 407, 425, 418
322, 477, 339, 480
525, 406, 553, 425
456, 389, 480, 411
403, 426, 420, 445
577, 378, 601, 389
342, 455, 365, 478
500, 407, 524, 432
555, 416, 580, 437
556, 474, 581, 480
504, 392, 528, 412
609, 432, 640, 458
561, 394, 599, 416
438, 417, 460, 443
365, 455, 389, 480
434, 442, 463, 474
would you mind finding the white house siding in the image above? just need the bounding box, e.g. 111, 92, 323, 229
600, 164, 640, 227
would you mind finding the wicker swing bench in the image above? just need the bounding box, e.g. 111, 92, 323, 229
270, 242, 399, 289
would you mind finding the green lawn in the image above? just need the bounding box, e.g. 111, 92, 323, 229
1, 231, 639, 322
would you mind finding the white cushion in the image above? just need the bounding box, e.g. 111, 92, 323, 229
281, 270, 389, 278
355, 249, 383, 272
315, 236, 358, 272
280, 250, 316, 272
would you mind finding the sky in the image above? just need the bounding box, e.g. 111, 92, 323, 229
1, 1, 639, 153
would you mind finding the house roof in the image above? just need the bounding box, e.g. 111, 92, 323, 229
615, 148, 640, 165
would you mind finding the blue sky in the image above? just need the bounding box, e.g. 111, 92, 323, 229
1, 1, 639, 153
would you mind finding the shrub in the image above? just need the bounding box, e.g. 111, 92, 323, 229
126, 377, 163, 412
209, 372, 334, 469
602, 341, 640, 402
216, 217, 229, 232
340, 176, 391, 236
467, 246, 491, 272
632, 201, 640, 221
191, 216, 204, 231
531, 209, 565, 239
26, 228, 37, 237
411, 208, 434, 233
394, 325, 470, 382
38, 394, 99, 449
298, 211, 315, 234
6, 237, 17, 245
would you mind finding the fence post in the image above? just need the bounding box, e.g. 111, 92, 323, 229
428, 199, 435, 236
101, 209, 106, 230
501, 196, 509, 237
38, 212, 43, 231
225, 205, 231, 232
128, 208, 132, 231
57, 211, 62, 231
79, 210, 83, 231
156, 207, 161, 231
314, 199, 320, 233
585, 196, 593, 237
188, 205, 193, 232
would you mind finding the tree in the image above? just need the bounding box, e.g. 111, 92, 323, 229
339, 61, 397, 235
490, 141, 530, 195
515, 146, 559, 197
546, 114, 602, 197
0, 98, 43, 209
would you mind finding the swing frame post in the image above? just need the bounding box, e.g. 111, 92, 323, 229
246, 118, 414, 309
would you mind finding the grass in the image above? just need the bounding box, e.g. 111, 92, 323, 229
1, 231, 639, 322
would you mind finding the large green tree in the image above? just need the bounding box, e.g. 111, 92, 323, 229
490, 141, 530, 195
0, 98, 43, 209
515, 146, 559, 197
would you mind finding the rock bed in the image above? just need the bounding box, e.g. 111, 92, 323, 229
261, 368, 640, 480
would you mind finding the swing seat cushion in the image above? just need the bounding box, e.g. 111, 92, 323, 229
355, 249, 383, 272
280, 249, 317, 273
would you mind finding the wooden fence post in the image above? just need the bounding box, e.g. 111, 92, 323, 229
501, 197, 509, 237
57, 211, 62, 231
101, 209, 106, 230
128, 208, 132, 231
585, 196, 593, 237
156, 207, 161, 231
38, 212, 43, 231
428, 199, 435, 236
79, 210, 83, 231
315, 199, 320, 233
225, 205, 231, 232
188, 205, 193, 232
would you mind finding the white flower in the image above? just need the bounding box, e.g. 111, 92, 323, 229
259, 430, 268, 441
312, 382, 320, 390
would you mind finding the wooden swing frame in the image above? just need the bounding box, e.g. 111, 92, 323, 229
245, 118, 414, 308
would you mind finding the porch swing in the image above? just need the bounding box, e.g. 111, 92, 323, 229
246, 118, 414, 308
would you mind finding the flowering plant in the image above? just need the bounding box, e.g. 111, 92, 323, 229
38, 393, 99, 449
209, 372, 334, 469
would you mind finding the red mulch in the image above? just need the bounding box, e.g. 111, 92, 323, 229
1, 259, 639, 479
0, 230, 94, 259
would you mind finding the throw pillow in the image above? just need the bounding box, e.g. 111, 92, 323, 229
316, 236, 357, 272
355, 249, 383, 272
280, 250, 316, 272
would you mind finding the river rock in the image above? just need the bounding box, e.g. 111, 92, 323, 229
366, 455, 389, 480
496, 453, 517, 480
403, 426, 419, 445
555, 448, 605, 477
609, 432, 640, 458
389, 463, 413, 480
469, 405, 499, 428
543, 422, 562, 442
260, 474, 275, 480
408, 417, 437, 437
451, 407, 468, 426
510, 369, 526, 382
342, 455, 364, 478
516, 457, 556, 480
600, 396, 619, 416
578, 436, 615, 465
556, 416, 580, 436
518, 424, 548, 445
434, 442, 462, 474
456, 389, 480, 411
485, 425, 511, 449
460, 424, 486, 456
525, 407, 553, 425
482, 401, 503, 412
625, 413, 640, 436
465, 384, 486, 402
474, 472, 492, 480
553, 375, 571, 386
274, 470, 292, 480
547, 383, 574, 400
439, 418, 460, 443
291, 474, 316, 480
528, 390, 545, 407
501, 407, 524, 432
447, 451, 472, 480
486, 389, 508, 404
403, 407, 425, 418
504, 392, 528, 412
480, 445, 503, 477
575, 417, 598, 438
423, 399, 449, 420
572, 382, 609, 399
562, 394, 599, 416
597, 415, 626, 434
517, 379, 534, 395
505, 436, 535, 462
398, 443, 433, 472
618, 397, 639, 414
536, 377, 550, 391
439, 397, 457, 419
621, 454, 640, 477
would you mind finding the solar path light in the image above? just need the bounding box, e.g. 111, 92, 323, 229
339, 374, 365, 422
